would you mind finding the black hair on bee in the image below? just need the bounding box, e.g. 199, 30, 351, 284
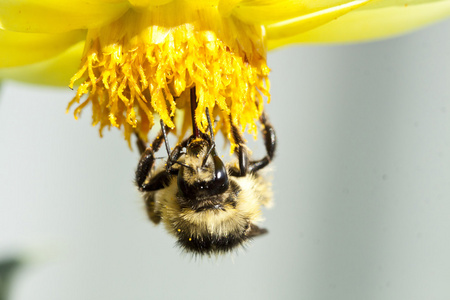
135, 89, 276, 255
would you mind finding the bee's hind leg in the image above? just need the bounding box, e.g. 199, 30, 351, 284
248, 112, 276, 173
229, 122, 250, 177
229, 111, 276, 176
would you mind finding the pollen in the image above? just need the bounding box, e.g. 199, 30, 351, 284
67, 3, 270, 149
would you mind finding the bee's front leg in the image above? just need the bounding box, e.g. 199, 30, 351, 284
134, 126, 171, 192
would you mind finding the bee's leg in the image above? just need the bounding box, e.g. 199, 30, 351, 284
135, 143, 158, 191
136, 133, 147, 156
229, 122, 250, 177
138, 170, 173, 192
144, 192, 161, 225
134, 123, 171, 192
135, 123, 168, 156
135, 126, 174, 225
248, 112, 277, 173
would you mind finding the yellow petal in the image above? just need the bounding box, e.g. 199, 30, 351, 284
0, 0, 129, 33
128, 0, 173, 8
183, 0, 219, 4
0, 41, 84, 86
268, 0, 450, 48
231, 0, 372, 24
0, 29, 85, 68
266, 0, 371, 40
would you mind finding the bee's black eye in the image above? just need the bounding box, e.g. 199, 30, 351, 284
177, 155, 229, 197
211, 154, 229, 194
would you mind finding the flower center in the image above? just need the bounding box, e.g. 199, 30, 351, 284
68, 3, 270, 148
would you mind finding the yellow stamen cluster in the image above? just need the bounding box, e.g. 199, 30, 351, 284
68, 6, 270, 149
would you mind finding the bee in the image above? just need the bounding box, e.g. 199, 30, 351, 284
135, 101, 276, 255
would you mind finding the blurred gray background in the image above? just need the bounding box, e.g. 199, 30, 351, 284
1, 19, 450, 300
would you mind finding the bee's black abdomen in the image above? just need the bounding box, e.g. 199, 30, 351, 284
177, 232, 247, 255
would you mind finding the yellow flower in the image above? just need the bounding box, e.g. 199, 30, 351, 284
1, 0, 449, 148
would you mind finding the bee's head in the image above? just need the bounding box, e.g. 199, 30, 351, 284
177, 137, 229, 202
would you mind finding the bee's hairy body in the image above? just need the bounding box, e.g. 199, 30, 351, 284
144, 164, 272, 254
135, 104, 276, 255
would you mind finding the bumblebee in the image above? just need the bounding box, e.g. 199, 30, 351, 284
135, 100, 276, 255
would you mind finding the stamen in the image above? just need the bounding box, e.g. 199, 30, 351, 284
67, 6, 270, 149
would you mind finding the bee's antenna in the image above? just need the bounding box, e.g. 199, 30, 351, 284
202, 107, 217, 168
160, 119, 195, 171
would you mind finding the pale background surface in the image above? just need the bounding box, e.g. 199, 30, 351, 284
1, 20, 450, 300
